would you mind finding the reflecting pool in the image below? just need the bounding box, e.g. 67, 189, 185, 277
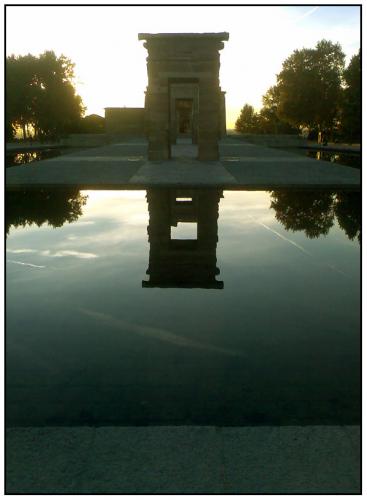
6, 149, 64, 167
306, 150, 361, 169
6, 147, 86, 168
6, 188, 360, 426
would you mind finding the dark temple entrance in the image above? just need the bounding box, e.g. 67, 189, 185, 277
176, 99, 193, 137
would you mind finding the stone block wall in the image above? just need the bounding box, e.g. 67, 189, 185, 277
105, 107, 145, 136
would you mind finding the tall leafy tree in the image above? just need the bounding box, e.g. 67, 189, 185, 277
257, 86, 297, 134
340, 50, 361, 142
235, 104, 259, 133
6, 54, 39, 139
33, 51, 84, 139
275, 40, 345, 131
6, 51, 84, 140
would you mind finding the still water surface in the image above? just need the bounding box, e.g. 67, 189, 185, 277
306, 150, 361, 168
6, 189, 360, 426
6, 149, 64, 167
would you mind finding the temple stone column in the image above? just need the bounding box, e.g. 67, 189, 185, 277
198, 81, 220, 160
139, 33, 229, 162
220, 90, 227, 137
145, 79, 171, 160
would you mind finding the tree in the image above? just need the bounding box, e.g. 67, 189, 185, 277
79, 114, 105, 134
334, 191, 361, 243
270, 190, 335, 239
275, 40, 345, 131
235, 104, 260, 133
257, 86, 297, 134
270, 190, 361, 244
235, 89, 299, 136
6, 54, 39, 139
340, 50, 361, 142
6, 189, 88, 236
6, 51, 85, 140
33, 51, 84, 139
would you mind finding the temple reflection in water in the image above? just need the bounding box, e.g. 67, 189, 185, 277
5, 188, 360, 246
143, 189, 224, 289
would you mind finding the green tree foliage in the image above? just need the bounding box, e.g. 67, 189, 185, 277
235, 90, 300, 136
6, 189, 88, 236
6, 51, 85, 140
270, 190, 335, 238
270, 190, 360, 243
340, 50, 361, 142
334, 191, 361, 243
6, 54, 39, 140
235, 104, 259, 133
275, 40, 345, 130
79, 114, 105, 134
235, 40, 346, 136
257, 86, 297, 134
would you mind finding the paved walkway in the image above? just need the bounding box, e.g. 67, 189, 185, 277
6, 425, 360, 494
6, 138, 360, 189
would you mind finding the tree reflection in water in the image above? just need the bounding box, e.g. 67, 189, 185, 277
334, 191, 361, 244
270, 190, 360, 243
6, 188, 88, 236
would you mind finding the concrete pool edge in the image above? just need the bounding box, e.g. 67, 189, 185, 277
6, 139, 361, 190
6, 425, 361, 494
5, 182, 362, 191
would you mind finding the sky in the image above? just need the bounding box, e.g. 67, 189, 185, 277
6, 5, 361, 128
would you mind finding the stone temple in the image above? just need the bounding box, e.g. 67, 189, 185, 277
138, 33, 229, 161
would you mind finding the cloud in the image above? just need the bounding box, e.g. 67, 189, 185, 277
8, 248, 98, 260
296, 6, 319, 22
7, 260, 45, 269
7, 248, 37, 254
41, 250, 98, 259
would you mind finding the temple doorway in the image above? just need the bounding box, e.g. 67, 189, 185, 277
176, 99, 193, 138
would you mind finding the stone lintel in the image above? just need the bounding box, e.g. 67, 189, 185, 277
138, 32, 229, 41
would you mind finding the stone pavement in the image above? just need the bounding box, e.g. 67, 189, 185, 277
6, 425, 360, 494
6, 138, 360, 189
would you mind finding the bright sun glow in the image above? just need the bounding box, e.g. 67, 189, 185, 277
6, 6, 360, 128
